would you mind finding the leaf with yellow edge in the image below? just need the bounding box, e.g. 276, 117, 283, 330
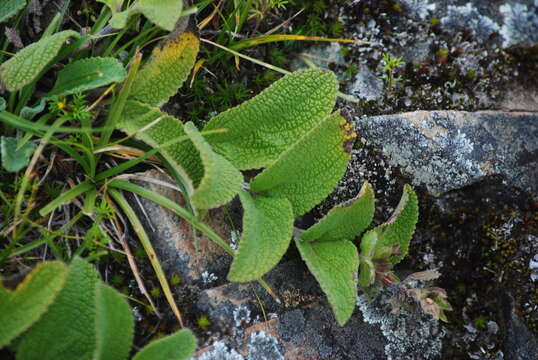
227, 190, 294, 282
0, 262, 68, 348
250, 112, 355, 216
0, 30, 79, 92
301, 181, 375, 242
203, 69, 338, 170
183, 122, 243, 209
130, 29, 199, 106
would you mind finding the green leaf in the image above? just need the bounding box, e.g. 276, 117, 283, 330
376, 185, 419, 265
116, 100, 199, 196
0, 262, 68, 348
301, 181, 375, 242
94, 283, 134, 360
0, 96, 5, 111
16, 257, 100, 360
132, 329, 197, 360
250, 112, 354, 216
96, 0, 123, 13
49, 57, 126, 96
227, 190, 294, 282
110, 0, 183, 31
358, 258, 375, 288
183, 122, 243, 209
0, 30, 79, 92
0, 0, 26, 23
1, 136, 36, 172
203, 69, 338, 170
294, 237, 359, 326
130, 29, 199, 106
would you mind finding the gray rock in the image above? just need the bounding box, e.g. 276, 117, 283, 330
354, 111, 538, 197
348, 66, 385, 102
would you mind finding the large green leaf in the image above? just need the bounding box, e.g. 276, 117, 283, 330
0, 30, 79, 92
0, 136, 35, 172
0, 262, 68, 348
203, 69, 338, 170
0, 0, 26, 23
117, 100, 199, 196
376, 185, 419, 265
227, 190, 294, 282
250, 112, 354, 216
183, 122, 243, 209
132, 329, 197, 360
16, 257, 100, 360
301, 181, 375, 242
49, 57, 126, 96
110, 0, 183, 31
93, 283, 134, 360
129, 29, 199, 106
294, 237, 359, 326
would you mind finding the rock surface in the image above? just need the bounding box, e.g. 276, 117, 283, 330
354, 111, 538, 197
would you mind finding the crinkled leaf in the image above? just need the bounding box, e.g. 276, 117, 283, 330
116, 100, 199, 196
0, 0, 26, 23
376, 185, 418, 264
204, 69, 338, 170
94, 283, 134, 360
0, 262, 68, 348
110, 0, 183, 31
183, 122, 242, 209
228, 190, 294, 282
133, 329, 197, 360
16, 257, 99, 360
250, 112, 354, 216
1, 136, 35, 172
295, 237, 359, 326
302, 181, 375, 242
49, 57, 126, 96
0, 30, 79, 92
130, 29, 198, 106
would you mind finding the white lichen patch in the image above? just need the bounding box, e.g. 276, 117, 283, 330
195, 341, 244, 360
247, 331, 284, 360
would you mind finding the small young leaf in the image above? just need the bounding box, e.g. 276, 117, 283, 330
250, 112, 354, 216
294, 237, 359, 326
0, 96, 6, 110
116, 100, 199, 196
0, 0, 26, 24
110, 0, 183, 31
94, 283, 134, 360
132, 329, 197, 360
358, 259, 375, 288
0, 30, 79, 92
130, 29, 199, 106
301, 181, 375, 242
227, 190, 294, 282
203, 69, 338, 170
183, 122, 243, 209
0, 262, 68, 348
49, 57, 126, 96
376, 185, 419, 264
1, 136, 35, 172
16, 257, 100, 360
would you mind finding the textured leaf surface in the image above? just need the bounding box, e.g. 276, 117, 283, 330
377, 185, 419, 264
130, 30, 199, 106
183, 122, 242, 209
94, 283, 134, 360
16, 257, 99, 360
250, 112, 354, 216
117, 100, 200, 195
0, 262, 68, 348
133, 329, 197, 360
228, 190, 294, 282
1, 136, 35, 172
203, 69, 338, 170
302, 181, 375, 242
0, 30, 79, 91
49, 57, 126, 96
0, 0, 26, 23
295, 237, 359, 325
110, 0, 183, 31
